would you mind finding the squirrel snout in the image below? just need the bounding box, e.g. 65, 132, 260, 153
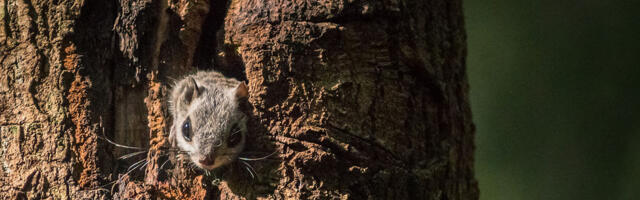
199, 155, 215, 166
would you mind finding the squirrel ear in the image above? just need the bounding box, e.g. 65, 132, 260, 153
182, 77, 200, 104
235, 82, 248, 99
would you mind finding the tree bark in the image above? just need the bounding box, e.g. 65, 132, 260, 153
0, 0, 477, 199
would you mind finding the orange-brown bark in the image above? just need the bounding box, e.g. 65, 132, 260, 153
0, 0, 477, 199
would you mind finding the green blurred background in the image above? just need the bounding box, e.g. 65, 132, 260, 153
464, 0, 640, 199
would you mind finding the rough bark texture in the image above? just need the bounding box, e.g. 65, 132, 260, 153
0, 0, 477, 199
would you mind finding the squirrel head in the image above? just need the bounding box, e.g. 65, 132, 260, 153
169, 75, 248, 170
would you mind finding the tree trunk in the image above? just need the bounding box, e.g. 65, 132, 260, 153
0, 0, 477, 199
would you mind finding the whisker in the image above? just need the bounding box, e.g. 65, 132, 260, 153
79, 180, 116, 194
97, 180, 117, 189
156, 147, 188, 154
98, 133, 147, 150
242, 160, 256, 174
187, 162, 195, 171
244, 166, 255, 179
127, 159, 147, 172
241, 161, 256, 179
111, 179, 118, 196
160, 158, 171, 170
113, 158, 146, 189
118, 150, 148, 160
118, 167, 137, 182
139, 160, 148, 171
239, 150, 278, 161
190, 164, 197, 172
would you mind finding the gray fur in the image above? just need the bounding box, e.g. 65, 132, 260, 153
168, 71, 248, 170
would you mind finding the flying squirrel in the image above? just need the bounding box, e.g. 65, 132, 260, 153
168, 71, 249, 170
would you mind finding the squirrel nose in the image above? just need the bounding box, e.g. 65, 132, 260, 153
199, 155, 215, 166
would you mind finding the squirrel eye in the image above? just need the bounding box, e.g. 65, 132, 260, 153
182, 118, 192, 142
228, 124, 241, 147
